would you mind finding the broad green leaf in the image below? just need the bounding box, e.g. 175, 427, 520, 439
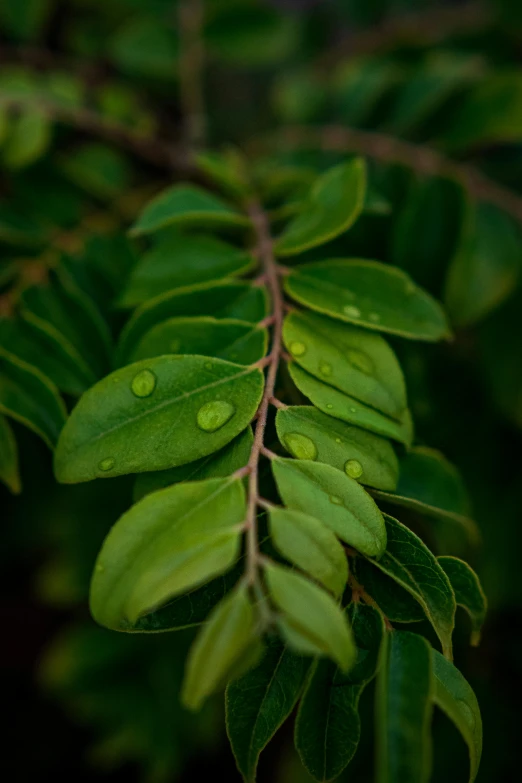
289, 363, 413, 446
276, 406, 398, 491
353, 557, 425, 623
376, 631, 433, 783
0, 413, 20, 494
295, 605, 384, 782
0, 347, 66, 448
283, 310, 406, 418
130, 184, 249, 237
133, 427, 253, 501
116, 280, 268, 365
269, 507, 348, 596
438, 557, 487, 645
445, 203, 522, 327
2, 109, 51, 169
119, 233, 255, 308
226, 639, 310, 782
128, 317, 268, 366
431, 649, 482, 783
182, 584, 258, 711
272, 458, 386, 557
90, 476, 245, 629
54, 355, 264, 483
285, 259, 450, 341
274, 159, 366, 256
264, 562, 356, 671
364, 515, 456, 657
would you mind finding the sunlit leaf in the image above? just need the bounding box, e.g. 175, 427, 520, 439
438, 557, 487, 645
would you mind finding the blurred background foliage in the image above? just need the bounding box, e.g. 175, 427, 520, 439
1, 0, 521, 780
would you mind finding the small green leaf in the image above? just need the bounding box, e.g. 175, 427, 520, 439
182, 584, 258, 711
0, 413, 21, 493
60, 143, 132, 200
285, 259, 450, 341
130, 184, 249, 237
364, 515, 456, 657
275, 159, 366, 257
438, 557, 487, 645
376, 631, 433, 783
116, 280, 268, 365
283, 310, 407, 418
269, 507, 348, 596
272, 458, 387, 557
2, 109, 51, 169
0, 347, 66, 448
264, 562, 356, 672
119, 233, 254, 308
128, 316, 267, 366
90, 476, 245, 629
226, 639, 310, 782
289, 363, 413, 446
276, 406, 398, 491
431, 649, 482, 783
54, 355, 263, 483
133, 427, 253, 501
353, 558, 425, 623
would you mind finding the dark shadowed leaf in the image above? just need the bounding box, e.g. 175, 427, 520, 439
0, 413, 20, 493
438, 557, 487, 645
353, 557, 425, 623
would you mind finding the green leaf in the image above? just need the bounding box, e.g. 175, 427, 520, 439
376, 630, 433, 783
129, 184, 249, 237
295, 604, 384, 782
283, 310, 407, 418
119, 233, 255, 308
127, 316, 268, 366
2, 109, 51, 169
276, 406, 398, 491
54, 355, 264, 483
116, 280, 268, 366
226, 639, 310, 782
182, 584, 258, 711
288, 363, 413, 446
272, 458, 386, 557
0, 0, 53, 40
109, 17, 178, 79
334, 58, 401, 127
0, 347, 66, 448
445, 203, 522, 327
285, 259, 450, 341
194, 149, 249, 199
274, 159, 366, 257
438, 557, 487, 645
90, 476, 245, 629
264, 562, 356, 671
364, 515, 456, 657
269, 507, 348, 596
352, 558, 425, 623
60, 143, 132, 200
431, 649, 482, 783
0, 413, 21, 494
133, 427, 253, 501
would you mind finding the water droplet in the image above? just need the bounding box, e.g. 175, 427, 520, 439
196, 400, 235, 432
347, 349, 374, 375
329, 495, 343, 505
335, 437, 342, 444
169, 339, 181, 352
345, 459, 363, 479
349, 407, 357, 413
131, 369, 157, 398
204, 361, 213, 370
98, 457, 115, 472
319, 362, 332, 377
369, 312, 380, 322
326, 404, 333, 410
284, 432, 318, 461
343, 305, 361, 318
289, 341, 306, 357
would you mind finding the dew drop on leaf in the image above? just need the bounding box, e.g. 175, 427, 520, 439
289, 341, 307, 357
131, 369, 157, 398
204, 361, 213, 370
329, 495, 343, 505
347, 349, 374, 375
369, 312, 380, 322
345, 459, 364, 479
284, 432, 318, 461
343, 305, 361, 318
335, 437, 342, 443
196, 400, 235, 432
319, 362, 333, 377
326, 403, 333, 409
98, 457, 115, 472
349, 407, 357, 413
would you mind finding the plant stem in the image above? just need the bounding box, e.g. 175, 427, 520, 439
178, 0, 206, 151
244, 199, 285, 586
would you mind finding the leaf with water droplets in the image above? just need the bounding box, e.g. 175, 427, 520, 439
283, 310, 407, 418
90, 476, 246, 629
285, 259, 450, 341
119, 232, 255, 308
264, 562, 356, 671
0, 413, 20, 494
54, 355, 263, 483
269, 507, 348, 596
276, 406, 398, 491
274, 159, 366, 256
289, 363, 413, 446
272, 457, 387, 557
129, 184, 249, 236
116, 280, 268, 365
431, 649, 482, 783
438, 557, 487, 645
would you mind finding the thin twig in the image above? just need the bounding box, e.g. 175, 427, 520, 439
178, 0, 206, 151
348, 572, 393, 631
